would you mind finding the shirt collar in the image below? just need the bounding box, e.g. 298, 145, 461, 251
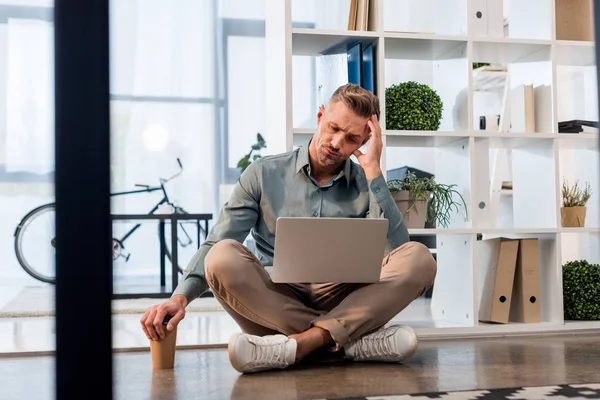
296, 140, 355, 187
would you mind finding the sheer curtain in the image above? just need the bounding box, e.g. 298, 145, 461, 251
6, 18, 54, 174
109, 0, 217, 275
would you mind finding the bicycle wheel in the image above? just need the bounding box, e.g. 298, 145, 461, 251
14, 203, 57, 284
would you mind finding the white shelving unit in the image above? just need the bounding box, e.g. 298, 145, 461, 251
266, 0, 599, 338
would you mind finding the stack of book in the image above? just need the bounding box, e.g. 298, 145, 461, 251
558, 119, 599, 134
347, 0, 370, 31
505, 84, 552, 134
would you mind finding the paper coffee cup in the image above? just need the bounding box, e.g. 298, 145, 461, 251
150, 319, 177, 369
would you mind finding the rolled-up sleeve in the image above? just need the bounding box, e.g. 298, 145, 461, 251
172, 160, 262, 304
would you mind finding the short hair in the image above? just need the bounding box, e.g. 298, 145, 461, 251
327, 83, 380, 120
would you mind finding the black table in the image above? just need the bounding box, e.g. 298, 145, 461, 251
110, 213, 212, 299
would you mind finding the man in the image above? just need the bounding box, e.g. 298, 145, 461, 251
140, 83, 437, 374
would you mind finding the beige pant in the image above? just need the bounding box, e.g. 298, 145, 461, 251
205, 239, 437, 347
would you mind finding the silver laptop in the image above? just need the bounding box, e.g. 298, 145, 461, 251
271, 217, 389, 283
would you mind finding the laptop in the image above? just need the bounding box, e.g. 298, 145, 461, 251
271, 217, 389, 283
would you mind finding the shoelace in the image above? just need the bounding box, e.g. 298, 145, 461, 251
249, 337, 288, 368
355, 329, 394, 360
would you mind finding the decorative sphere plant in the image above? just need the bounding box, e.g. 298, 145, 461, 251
563, 260, 600, 320
385, 81, 443, 131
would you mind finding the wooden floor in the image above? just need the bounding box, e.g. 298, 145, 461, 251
1, 333, 599, 400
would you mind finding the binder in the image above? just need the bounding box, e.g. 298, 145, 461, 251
469, 0, 488, 37
469, 0, 503, 37
510, 238, 541, 323
478, 238, 520, 324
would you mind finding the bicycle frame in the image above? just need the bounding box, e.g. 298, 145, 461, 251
112, 184, 191, 247
110, 158, 193, 247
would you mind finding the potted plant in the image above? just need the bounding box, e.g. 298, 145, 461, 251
385, 81, 443, 131
562, 259, 600, 320
561, 178, 592, 227
387, 172, 468, 229
237, 133, 266, 174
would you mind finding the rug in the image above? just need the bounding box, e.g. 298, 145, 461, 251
0, 286, 224, 318
327, 383, 600, 399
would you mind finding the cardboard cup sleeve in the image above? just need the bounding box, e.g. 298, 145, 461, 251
150, 316, 177, 369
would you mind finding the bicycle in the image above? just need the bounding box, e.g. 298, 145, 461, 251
13, 158, 204, 284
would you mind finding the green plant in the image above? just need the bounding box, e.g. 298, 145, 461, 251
385, 81, 443, 131
562, 178, 592, 207
237, 133, 266, 173
563, 260, 600, 320
473, 62, 491, 69
387, 172, 468, 228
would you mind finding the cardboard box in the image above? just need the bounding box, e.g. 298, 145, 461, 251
556, 0, 594, 41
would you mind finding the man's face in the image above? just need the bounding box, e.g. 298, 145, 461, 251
312, 101, 371, 167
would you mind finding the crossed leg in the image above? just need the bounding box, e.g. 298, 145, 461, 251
205, 239, 437, 355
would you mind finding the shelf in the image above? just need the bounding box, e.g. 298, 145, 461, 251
268, 0, 600, 342
385, 130, 468, 147
384, 130, 558, 148
384, 32, 467, 60
558, 227, 600, 234
472, 37, 552, 63
408, 228, 600, 235
557, 133, 599, 149
296, 130, 565, 149
554, 40, 596, 66
473, 132, 557, 148
291, 28, 378, 56
416, 320, 600, 339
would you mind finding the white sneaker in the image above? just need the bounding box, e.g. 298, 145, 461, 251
228, 333, 297, 373
344, 325, 418, 363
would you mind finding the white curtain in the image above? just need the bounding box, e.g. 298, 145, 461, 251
6, 18, 54, 174
109, 0, 217, 275
110, 0, 215, 206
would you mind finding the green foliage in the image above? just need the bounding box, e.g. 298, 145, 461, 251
387, 172, 468, 228
385, 81, 443, 131
563, 260, 600, 320
237, 133, 266, 173
562, 178, 592, 207
473, 62, 491, 69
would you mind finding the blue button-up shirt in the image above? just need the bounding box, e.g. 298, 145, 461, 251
173, 143, 410, 302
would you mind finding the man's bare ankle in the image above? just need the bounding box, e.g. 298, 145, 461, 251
289, 327, 334, 362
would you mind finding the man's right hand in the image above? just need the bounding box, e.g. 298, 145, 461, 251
140, 295, 188, 341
